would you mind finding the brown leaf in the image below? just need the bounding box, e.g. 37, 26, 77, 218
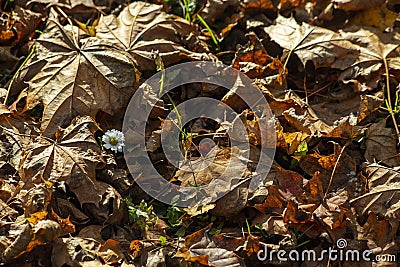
325, 115, 364, 139
179, 226, 246, 267
304, 172, 324, 202
361, 212, 397, 249
51, 236, 102, 267
276, 125, 309, 155
81, 180, 128, 225
333, 0, 385, 11
26, 211, 48, 224
242, 0, 274, 9
98, 239, 124, 265
176, 146, 251, 206
211, 182, 249, 217
16, 183, 53, 217
346, 3, 398, 31
27, 0, 98, 9
335, 27, 400, 89
283, 107, 332, 136
350, 163, 400, 218
265, 15, 354, 68
51, 198, 90, 225
96, 1, 211, 74
232, 33, 273, 78
364, 119, 400, 167
273, 165, 306, 198
21, 16, 138, 136
0, 106, 37, 171
3, 219, 72, 262
299, 143, 356, 192
312, 189, 350, 229
0, 5, 43, 45
21, 116, 105, 206
253, 213, 291, 238
357, 93, 384, 123
254, 185, 288, 213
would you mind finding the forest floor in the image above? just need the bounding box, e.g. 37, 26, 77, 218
0, 0, 400, 266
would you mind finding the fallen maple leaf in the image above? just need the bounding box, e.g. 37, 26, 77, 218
20, 13, 139, 136
96, 1, 212, 74
20, 116, 105, 205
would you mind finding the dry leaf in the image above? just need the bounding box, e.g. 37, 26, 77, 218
364, 119, 400, 167
265, 15, 354, 68
350, 163, 400, 218
178, 226, 246, 267
22, 14, 138, 136
96, 1, 211, 74
21, 116, 105, 206
335, 27, 400, 89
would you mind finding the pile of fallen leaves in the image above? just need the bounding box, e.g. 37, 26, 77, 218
0, 0, 400, 266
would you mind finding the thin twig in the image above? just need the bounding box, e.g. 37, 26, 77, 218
323, 142, 350, 202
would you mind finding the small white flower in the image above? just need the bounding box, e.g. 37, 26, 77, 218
102, 129, 125, 152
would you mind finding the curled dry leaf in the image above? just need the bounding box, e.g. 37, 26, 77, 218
0, 5, 43, 45
51, 197, 90, 225
232, 33, 272, 78
283, 107, 332, 136
312, 189, 350, 229
359, 212, 398, 260
2, 218, 73, 263
81, 180, 128, 225
20, 15, 138, 136
16, 183, 53, 217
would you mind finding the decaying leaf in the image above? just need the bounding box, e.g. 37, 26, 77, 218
359, 212, 398, 261
51, 236, 102, 267
0, 5, 43, 45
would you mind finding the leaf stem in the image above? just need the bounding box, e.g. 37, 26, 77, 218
383, 57, 400, 145
4, 45, 35, 105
